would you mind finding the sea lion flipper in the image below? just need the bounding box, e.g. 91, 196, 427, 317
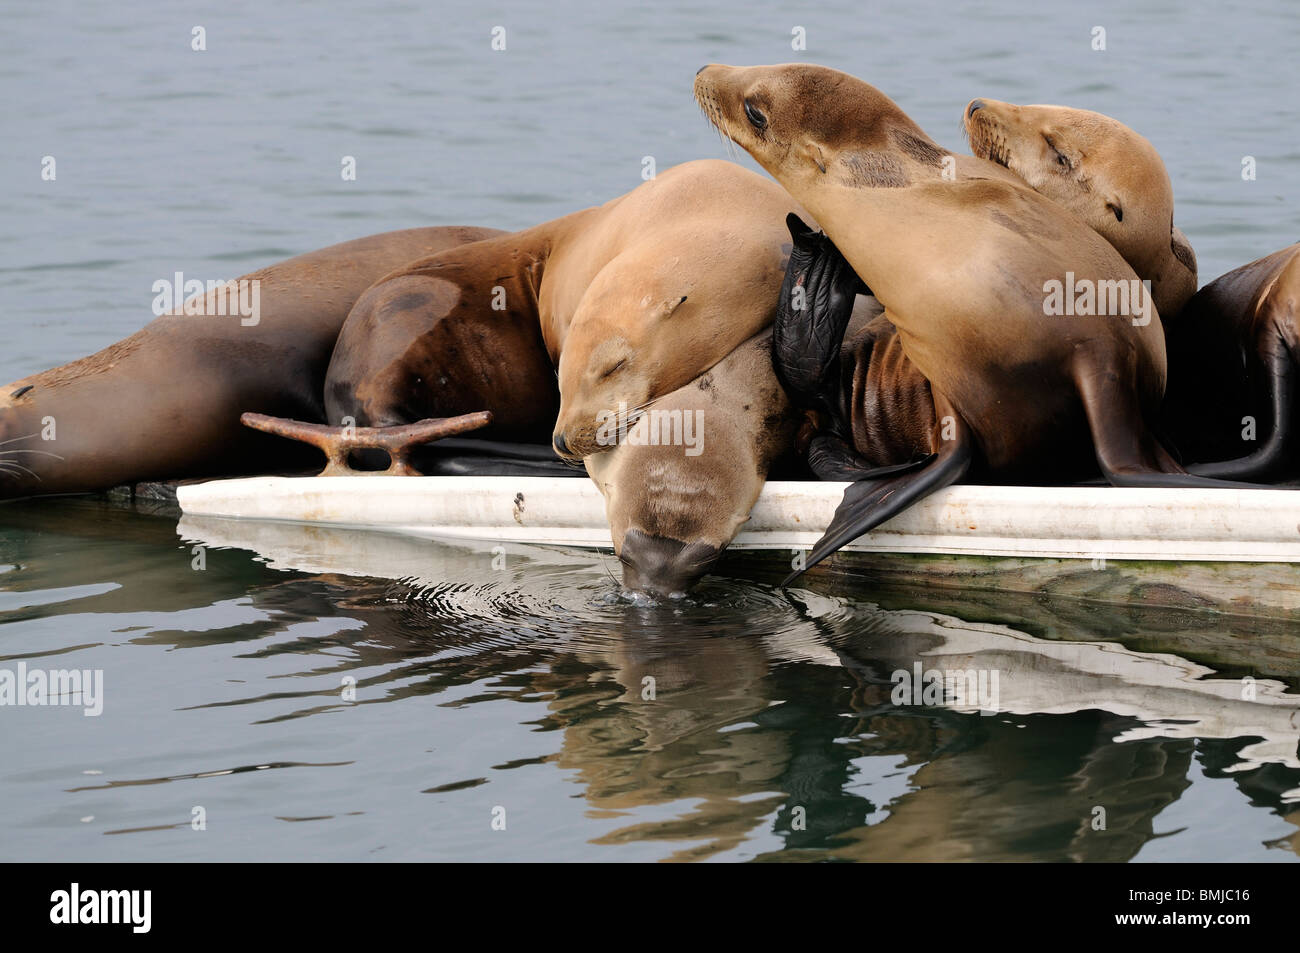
806, 432, 933, 482
1076, 354, 1282, 489
785, 413, 973, 585
1185, 329, 1296, 481
785, 212, 818, 242
240, 411, 492, 477
772, 220, 868, 422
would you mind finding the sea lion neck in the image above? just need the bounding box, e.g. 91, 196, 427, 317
380, 204, 607, 364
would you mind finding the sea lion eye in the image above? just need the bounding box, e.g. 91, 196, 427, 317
1044, 135, 1071, 170
600, 358, 627, 380
743, 99, 767, 130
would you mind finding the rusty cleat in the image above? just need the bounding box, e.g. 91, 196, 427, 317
241, 411, 494, 476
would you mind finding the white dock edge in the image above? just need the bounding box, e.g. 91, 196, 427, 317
175, 476, 1300, 562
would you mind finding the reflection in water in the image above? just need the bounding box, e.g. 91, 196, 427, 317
0, 499, 1297, 861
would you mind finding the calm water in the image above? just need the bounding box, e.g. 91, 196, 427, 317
2, 0, 1299, 861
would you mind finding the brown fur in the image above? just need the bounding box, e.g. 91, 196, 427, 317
0, 226, 503, 496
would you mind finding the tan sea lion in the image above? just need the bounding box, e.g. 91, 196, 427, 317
310, 160, 807, 594
585, 329, 799, 597
963, 98, 1198, 318
695, 62, 1253, 580
961, 99, 1296, 480
0, 226, 501, 497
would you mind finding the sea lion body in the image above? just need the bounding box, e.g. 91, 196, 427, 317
809, 177, 1167, 474
0, 226, 500, 496
780, 95, 1201, 483
324, 161, 808, 593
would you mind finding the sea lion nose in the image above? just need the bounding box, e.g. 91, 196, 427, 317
967, 99, 985, 119
552, 432, 570, 456
619, 529, 720, 598
696, 64, 708, 76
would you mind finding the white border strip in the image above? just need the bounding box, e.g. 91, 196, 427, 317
176, 476, 1300, 562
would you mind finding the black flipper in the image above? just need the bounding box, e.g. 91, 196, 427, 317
1187, 330, 1295, 481
1075, 354, 1283, 489
785, 412, 973, 585
806, 432, 934, 482
772, 213, 870, 424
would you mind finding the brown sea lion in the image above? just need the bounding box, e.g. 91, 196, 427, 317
313, 160, 806, 594
782, 97, 1208, 490
1162, 243, 1300, 479
695, 62, 1254, 580
321, 160, 804, 467
960, 99, 1296, 481
0, 227, 500, 497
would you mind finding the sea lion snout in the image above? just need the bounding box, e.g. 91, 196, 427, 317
619, 529, 720, 598
966, 99, 985, 118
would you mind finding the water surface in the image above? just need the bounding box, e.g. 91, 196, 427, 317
2, 0, 1299, 861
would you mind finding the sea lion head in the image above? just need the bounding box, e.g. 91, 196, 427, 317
552, 282, 693, 461
585, 331, 797, 598
964, 98, 1197, 315
552, 234, 780, 462
693, 63, 945, 191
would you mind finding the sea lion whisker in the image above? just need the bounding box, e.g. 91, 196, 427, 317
0, 432, 42, 448
0, 460, 40, 480
0, 448, 65, 459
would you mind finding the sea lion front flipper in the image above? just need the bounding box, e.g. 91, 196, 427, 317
1075, 353, 1281, 489
240, 411, 492, 476
1186, 328, 1296, 481
772, 213, 870, 423
785, 403, 973, 585
806, 432, 934, 482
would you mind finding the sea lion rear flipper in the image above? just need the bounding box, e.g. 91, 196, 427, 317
240, 411, 492, 477
785, 407, 972, 585
1185, 329, 1295, 481
772, 214, 869, 422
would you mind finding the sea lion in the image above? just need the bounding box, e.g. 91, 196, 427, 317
302, 160, 806, 594
960, 100, 1296, 480
781, 97, 1208, 489
695, 62, 1252, 579
1161, 243, 1300, 479
963, 98, 1198, 318
585, 329, 799, 597
0, 226, 501, 497
319, 161, 803, 466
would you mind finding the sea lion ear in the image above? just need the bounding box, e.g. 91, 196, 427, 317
801, 141, 828, 173
658, 294, 688, 318
1105, 200, 1124, 223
